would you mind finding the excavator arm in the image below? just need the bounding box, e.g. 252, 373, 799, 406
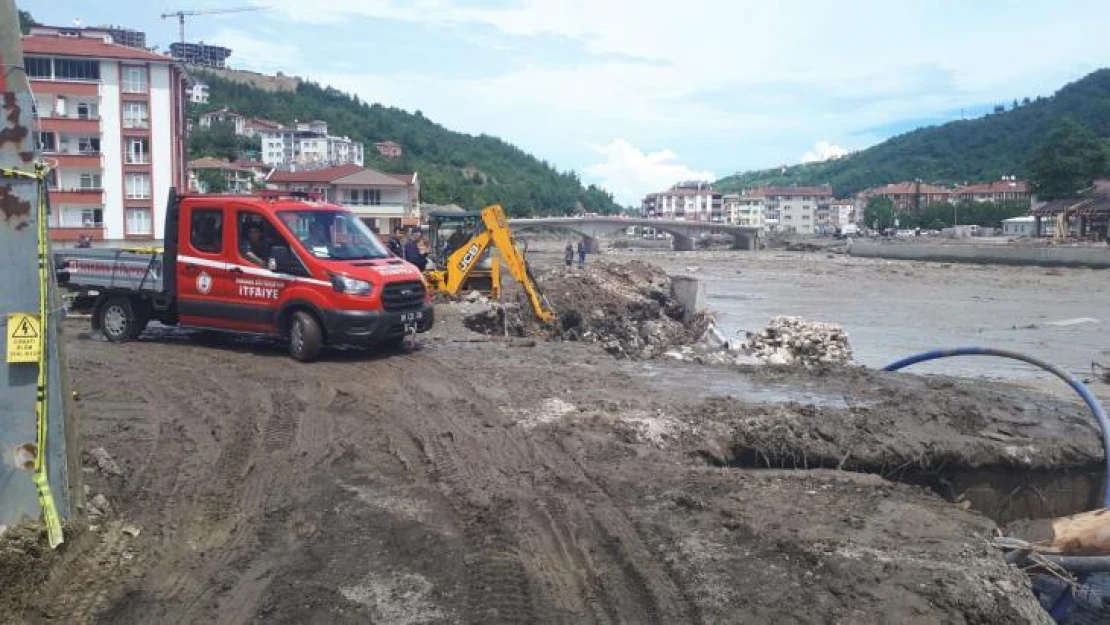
481, 205, 557, 324
424, 205, 556, 323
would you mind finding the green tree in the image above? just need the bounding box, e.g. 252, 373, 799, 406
1028, 118, 1109, 200
19, 10, 37, 34
864, 197, 896, 230
195, 169, 228, 193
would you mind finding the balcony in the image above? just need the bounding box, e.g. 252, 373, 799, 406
47, 151, 102, 167
49, 226, 104, 243
341, 202, 412, 218
38, 116, 99, 133
49, 187, 104, 205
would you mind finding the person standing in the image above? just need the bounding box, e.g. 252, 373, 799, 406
576, 240, 587, 268
387, 228, 405, 257
404, 230, 429, 271
564, 242, 574, 267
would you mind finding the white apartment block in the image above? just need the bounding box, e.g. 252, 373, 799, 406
25, 27, 188, 244
723, 194, 766, 228
643, 182, 722, 222
760, 186, 833, 234
261, 120, 364, 169
189, 82, 209, 104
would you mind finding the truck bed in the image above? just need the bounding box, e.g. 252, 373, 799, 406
55, 248, 166, 293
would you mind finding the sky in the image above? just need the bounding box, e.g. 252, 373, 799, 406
19, 0, 1110, 205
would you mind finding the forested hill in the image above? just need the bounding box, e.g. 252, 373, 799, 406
715, 69, 1110, 196
190, 72, 619, 216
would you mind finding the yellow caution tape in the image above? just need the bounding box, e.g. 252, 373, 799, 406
3, 164, 65, 547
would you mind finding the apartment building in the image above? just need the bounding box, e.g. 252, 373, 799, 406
199, 107, 246, 134
261, 120, 364, 169
267, 165, 420, 232
24, 27, 188, 243
374, 141, 403, 159
187, 157, 258, 194
169, 42, 232, 69
642, 182, 723, 222
188, 82, 209, 104
722, 193, 766, 228
858, 181, 951, 212
953, 178, 1030, 204
760, 185, 833, 234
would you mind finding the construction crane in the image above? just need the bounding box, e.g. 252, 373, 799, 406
161, 6, 266, 45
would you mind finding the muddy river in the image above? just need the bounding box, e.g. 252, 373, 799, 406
608, 247, 1109, 385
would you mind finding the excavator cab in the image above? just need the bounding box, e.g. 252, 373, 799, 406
427, 210, 498, 295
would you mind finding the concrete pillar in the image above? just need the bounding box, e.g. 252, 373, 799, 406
670, 276, 706, 321
730, 233, 756, 250
672, 234, 695, 251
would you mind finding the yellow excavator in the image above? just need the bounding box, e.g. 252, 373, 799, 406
424, 204, 557, 324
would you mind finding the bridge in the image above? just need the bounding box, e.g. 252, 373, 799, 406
508, 217, 761, 252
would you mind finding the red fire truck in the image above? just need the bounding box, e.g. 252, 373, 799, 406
55, 190, 434, 361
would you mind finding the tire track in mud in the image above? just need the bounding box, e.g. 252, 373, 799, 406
367, 351, 700, 624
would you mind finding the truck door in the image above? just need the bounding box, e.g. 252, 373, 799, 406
228, 209, 297, 332
176, 204, 245, 330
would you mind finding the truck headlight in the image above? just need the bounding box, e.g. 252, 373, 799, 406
330, 273, 373, 296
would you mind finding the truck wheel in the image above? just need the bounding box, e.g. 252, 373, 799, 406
99, 296, 139, 342
289, 311, 322, 362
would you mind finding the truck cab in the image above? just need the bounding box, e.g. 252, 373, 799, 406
59, 191, 434, 361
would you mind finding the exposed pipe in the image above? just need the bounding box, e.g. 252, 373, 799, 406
883, 347, 1110, 507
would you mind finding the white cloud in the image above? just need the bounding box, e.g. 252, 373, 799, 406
208, 29, 303, 74
244, 0, 1110, 184
801, 140, 850, 164
584, 139, 714, 206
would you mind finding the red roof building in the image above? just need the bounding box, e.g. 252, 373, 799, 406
267, 166, 421, 231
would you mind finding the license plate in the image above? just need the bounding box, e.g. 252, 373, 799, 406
399, 311, 423, 322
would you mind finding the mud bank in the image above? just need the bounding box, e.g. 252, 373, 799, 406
6, 303, 1104, 622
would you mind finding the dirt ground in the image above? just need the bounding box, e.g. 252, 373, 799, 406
8, 286, 1106, 623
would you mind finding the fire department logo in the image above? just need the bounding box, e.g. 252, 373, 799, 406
196, 271, 213, 294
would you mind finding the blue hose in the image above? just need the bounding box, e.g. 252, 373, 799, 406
884, 347, 1110, 508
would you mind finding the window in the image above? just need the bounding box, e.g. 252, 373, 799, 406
37, 132, 56, 152
76, 102, 98, 120
54, 58, 100, 81
123, 102, 148, 128
346, 189, 381, 206
77, 136, 100, 154
79, 172, 102, 190
126, 173, 151, 199
122, 67, 147, 93
60, 207, 103, 228
126, 208, 152, 235
190, 209, 223, 253
126, 137, 150, 164
25, 56, 51, 78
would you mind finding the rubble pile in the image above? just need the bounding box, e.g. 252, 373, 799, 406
464, 261, 709, 359
740, 316, 853, 366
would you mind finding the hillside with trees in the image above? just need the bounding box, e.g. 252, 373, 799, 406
716, 69, 1110, 197
189, 73, 619, 216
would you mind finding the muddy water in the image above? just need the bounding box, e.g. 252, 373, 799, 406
617, 248, 1110, 383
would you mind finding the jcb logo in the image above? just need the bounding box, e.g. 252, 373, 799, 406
457, 244, 481, 271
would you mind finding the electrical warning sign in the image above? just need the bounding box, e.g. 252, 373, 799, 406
6, 313, 41, 363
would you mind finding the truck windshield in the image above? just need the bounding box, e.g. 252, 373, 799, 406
277, 210, 392, 261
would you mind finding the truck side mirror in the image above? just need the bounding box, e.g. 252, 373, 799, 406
270, 245, 296, 274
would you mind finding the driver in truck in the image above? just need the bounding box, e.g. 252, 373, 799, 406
241, 221, 273, 267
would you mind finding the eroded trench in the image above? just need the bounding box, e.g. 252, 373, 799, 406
706, 445, 1105, 527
